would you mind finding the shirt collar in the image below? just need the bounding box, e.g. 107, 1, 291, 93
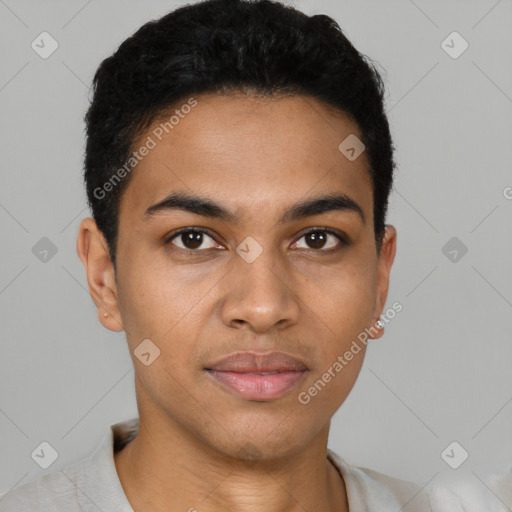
66, 418, 137, 511
72, 417, 425, 511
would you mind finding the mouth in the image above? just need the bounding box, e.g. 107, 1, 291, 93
204, 369, 308, 400
203, 350, 309, 401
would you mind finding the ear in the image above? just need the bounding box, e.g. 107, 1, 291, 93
369, 225, 397, 340
76, 217, 124, 332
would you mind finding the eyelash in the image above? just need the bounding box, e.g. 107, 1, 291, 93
164, 226, 348, 254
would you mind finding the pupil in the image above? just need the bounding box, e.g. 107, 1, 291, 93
180, 231, 328, 250
183, 231, 203, 249
307, 232, 326, 249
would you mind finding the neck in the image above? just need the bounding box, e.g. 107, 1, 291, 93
113, 414, 349, 512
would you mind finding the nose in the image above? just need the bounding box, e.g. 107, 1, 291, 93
219, 246, 301, 333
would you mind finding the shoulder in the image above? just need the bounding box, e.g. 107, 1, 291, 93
0, 462, 84, 512
0, 419, 136, 512
490, 466, 512, 505
428, 466, 512, 512
327, 449, 432, 511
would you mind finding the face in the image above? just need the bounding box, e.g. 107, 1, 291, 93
77, 92, 396, 461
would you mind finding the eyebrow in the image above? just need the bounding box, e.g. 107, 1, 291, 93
142, 191, 365, 225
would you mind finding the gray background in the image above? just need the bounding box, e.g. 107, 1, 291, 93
1, 0, 511, 500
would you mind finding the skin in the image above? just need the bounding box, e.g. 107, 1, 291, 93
77, 92, 397, 512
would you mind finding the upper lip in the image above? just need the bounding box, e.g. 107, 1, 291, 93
205, 351, 308, 372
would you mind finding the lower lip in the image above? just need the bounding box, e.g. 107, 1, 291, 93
205, 370, 307, 400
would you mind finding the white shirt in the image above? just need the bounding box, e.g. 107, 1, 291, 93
0, 416, 490, 511
428, 469, 512, 512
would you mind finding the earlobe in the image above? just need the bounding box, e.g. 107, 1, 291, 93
367, 317, 385, 340
98, 308, 124, 332
77, 217, 124, 332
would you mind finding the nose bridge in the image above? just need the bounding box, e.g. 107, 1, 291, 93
238, 243, 280, 292
221, 238, 300, 331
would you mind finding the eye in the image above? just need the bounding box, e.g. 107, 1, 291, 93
165, 227, 347, 253
165, 228, 224, 251
292, 228, 346, 251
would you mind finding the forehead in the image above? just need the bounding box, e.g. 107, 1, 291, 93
119, 93, 373, 225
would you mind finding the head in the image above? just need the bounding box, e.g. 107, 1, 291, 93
77, 0, 397, 461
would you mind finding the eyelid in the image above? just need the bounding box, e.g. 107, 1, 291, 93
295, 226, 347, 242
165, 226, 348, 252
292, 226, 348, 249
165, 226, 224, 247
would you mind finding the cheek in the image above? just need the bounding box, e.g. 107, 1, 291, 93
128, 315, 205, 415
292, 236, 377, 310
303, 262, 377, 333
297, 261, 375, 396
295, 348, 366, 429
117, 278, 212, 393
116, 247, 207, 340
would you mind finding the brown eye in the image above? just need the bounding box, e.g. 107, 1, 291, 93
166, 229, 221, 251
292, 229, 344, 251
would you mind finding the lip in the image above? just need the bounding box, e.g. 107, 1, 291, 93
204, 350, 309, 372
204, 351, 309, 401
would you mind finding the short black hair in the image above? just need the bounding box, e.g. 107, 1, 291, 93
83, 0, 395, 274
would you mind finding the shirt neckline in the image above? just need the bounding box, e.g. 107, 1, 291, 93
82, 417, 415, 511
